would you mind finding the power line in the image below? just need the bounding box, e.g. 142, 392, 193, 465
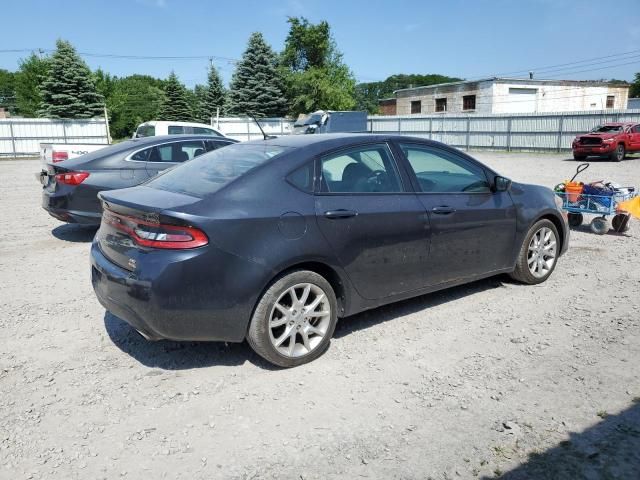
468, 48, 640, 80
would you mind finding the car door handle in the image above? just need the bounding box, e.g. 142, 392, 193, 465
431, 206, 456, 215
324, 209, 358, 219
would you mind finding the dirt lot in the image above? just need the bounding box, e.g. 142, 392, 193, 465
1, 152, 639, 480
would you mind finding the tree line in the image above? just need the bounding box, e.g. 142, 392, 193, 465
3, 17, 637, 140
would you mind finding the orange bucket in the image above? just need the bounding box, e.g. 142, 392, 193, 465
565, 182, 583, 202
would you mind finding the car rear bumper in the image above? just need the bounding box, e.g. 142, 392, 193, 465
42, 190, 102, 225
90, 238, 262, 343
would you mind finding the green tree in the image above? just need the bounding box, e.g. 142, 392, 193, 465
108, 74, 166, 139
93, 68, 117, 102
228, 32, 287, 117
630, 72, 640, 98
192, 84, 209, 123
40, 39, 104, 118
280, 17, 357, 116
14, 53, 50, 117
203, 64, 226, 120
0, 69, 17, 114
158, 71, 193, 121
355, 73, 463, 114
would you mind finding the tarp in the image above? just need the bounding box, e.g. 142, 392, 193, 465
617, 196, 640, 219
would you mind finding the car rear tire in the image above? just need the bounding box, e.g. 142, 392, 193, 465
247, 270, 338, 368
509, 219, 560, 285
611, 144, 625, 162
568, 212, 583, 228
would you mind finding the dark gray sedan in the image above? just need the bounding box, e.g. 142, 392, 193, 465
90, 134, 569, 367
40, 135, 237, 225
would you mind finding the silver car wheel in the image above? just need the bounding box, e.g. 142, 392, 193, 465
268, 283, 332, 358
527, 226, 557, 278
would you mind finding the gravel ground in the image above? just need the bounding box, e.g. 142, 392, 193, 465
1, 152, 639, 480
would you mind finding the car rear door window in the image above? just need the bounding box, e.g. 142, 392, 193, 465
130, 146, 152, 161
320, 144, 402, 193
148, 141, 205, 163
205, 140, 232, 151
400, 144, 490, 193
167, 125, 185, 135
287, 162, 314, 193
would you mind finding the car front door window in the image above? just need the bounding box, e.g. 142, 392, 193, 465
402, 146, 490, 193
399, 143, 515, 285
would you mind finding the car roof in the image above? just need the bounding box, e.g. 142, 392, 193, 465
127, 134, 235, 145
244, 133, 439, 149
601, 122, 636, 126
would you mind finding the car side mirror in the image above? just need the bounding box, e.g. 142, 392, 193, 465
494, 175, 512, 192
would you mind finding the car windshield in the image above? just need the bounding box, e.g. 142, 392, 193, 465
146, 143, 291, 197
591, 125, 622, 133
294, 114, 323, 127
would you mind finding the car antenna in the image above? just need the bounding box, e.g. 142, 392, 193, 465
248, 113, 275, 140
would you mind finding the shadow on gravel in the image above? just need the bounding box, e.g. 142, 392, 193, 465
104, 312, 278, 371
490, 402, 640, 479
335, 275, 507, 339
52, 224, 98, 243
569, 224, 633, 237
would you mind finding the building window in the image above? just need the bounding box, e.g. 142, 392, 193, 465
435, 98, 447, 112
463, 95, 476, 111
411, 100, 421, 114
606, 96, 615, 109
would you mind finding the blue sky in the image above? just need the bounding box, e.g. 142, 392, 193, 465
2, 0, 639, 88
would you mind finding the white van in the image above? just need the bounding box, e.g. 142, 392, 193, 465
133, 121, 227, 139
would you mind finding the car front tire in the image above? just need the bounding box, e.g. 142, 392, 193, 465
611, 144, 625, 162
247, 270, 338, 368
510, 219, 560, 285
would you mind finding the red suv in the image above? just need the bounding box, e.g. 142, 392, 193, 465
572, 122, 640, 162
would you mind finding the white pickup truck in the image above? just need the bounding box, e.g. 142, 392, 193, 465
40, 142, 110, 164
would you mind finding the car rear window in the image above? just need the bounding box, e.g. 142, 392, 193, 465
146, 143, 290, 197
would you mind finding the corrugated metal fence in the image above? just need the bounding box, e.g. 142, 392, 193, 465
216, 110, 640, 151
368, 109, 640, 152
0, 118, 109, 158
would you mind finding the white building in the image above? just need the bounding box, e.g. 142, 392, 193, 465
385, 78, 630, 115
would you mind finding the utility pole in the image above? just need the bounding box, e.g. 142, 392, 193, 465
103, 105, 112, 144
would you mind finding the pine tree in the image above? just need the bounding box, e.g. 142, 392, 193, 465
227, 32, 287, 117
192, 84, 209, 124
40, 40, 104, 118
158, 72, 193, 121
203, 64, 226, 120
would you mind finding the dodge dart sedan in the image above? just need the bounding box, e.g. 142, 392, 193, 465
91, 134, 569, 367
40, 134, 237, 225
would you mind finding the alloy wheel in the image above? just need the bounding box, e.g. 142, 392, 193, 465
268, 283, 332, 358
527, 226, 557, 278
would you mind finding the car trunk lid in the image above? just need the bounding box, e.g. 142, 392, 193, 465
97, 186, 205, 271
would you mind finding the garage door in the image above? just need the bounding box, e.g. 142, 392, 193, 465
505, 88, 537, 113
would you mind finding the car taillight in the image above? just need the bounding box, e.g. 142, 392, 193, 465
52, 151, 68, 162
55, 171, 90, 185
102, 209, 208, 249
